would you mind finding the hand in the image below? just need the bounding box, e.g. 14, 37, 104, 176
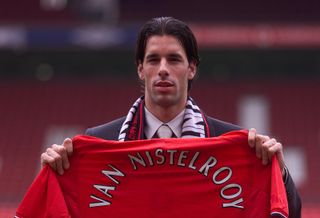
40, 138, 73, 175
248, 128, 285, 175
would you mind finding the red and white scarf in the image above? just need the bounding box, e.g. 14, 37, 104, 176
118, 96, 210, 141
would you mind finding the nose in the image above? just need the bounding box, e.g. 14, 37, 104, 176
158, 59, 169, 78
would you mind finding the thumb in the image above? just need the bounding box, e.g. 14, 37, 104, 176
248, 128, 257, 148
63, 138, 73, 156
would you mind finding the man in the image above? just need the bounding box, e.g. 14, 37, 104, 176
41, 17, 301, 217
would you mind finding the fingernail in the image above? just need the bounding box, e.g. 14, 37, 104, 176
65, 163, 70, 169
59, 170, 64, 175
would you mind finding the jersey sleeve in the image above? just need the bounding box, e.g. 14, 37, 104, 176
270, 157, 289, 218
15, 166, 71, 218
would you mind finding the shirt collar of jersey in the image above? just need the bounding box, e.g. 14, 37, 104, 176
144, 107, 185, 139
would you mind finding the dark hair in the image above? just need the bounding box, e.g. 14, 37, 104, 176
135, 17, 200, 91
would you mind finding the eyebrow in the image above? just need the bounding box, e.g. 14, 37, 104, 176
167, 53, 183, 59
145, 53, 184, 60
145, 53, 159, 60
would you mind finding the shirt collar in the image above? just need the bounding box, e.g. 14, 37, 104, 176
144, 107, 185, 139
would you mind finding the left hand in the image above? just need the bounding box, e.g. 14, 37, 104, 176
248, 128, 285, 175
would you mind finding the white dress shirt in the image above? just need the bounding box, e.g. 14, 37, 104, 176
144, 107, 185, 139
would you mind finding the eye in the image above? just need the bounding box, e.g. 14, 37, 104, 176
148, 58, 157, 62
168, 54, 183, 63
146, 57, 159, 64
169, 57, 181, 63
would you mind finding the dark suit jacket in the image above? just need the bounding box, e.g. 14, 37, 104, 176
85, 115, 301, 218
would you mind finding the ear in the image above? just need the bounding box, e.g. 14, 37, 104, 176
188, 61, 197, 80
137, 63, 144, 80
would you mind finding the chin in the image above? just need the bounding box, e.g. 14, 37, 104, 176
153, 95, 177, 107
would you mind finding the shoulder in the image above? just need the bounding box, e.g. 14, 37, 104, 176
205, 115, 243, 137
84, 116, 126, 140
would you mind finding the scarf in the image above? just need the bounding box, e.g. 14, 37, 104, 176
118, 96, 210, 141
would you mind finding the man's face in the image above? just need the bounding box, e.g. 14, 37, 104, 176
138, 35, 196, 110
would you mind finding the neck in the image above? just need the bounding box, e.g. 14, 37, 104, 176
145, 99, 187, 123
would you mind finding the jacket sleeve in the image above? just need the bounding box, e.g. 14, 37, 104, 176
284, 170, 302, 218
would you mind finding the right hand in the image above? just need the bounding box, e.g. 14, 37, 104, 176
40, 138, 73, 175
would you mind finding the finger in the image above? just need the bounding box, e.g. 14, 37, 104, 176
248, 128, 256, 148
46, 147, 64, 175
63, 138, 73, 156
261, 147, 269, 165
269, 142, 285, 171
254, 134, 267, 159
261, 138, 276, 165
41, 152, 57, 171
266, 139, 279, 159
53, 144, 70, 170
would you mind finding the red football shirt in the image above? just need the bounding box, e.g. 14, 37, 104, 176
16, 130, 288, 218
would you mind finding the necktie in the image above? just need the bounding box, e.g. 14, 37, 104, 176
156, 124, 173, 138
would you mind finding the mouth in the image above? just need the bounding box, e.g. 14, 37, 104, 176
154, 80, 174, 87
154, 80, 174, 93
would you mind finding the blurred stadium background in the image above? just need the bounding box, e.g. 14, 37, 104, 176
0, 0, 319, 217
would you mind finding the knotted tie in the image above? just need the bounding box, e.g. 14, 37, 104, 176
156, 124, 173, 138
